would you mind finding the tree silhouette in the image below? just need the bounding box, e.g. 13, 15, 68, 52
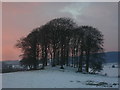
16, 29, 39, 70
81, 26, 104, 73
16, 17, 105, 73
41, 17, 76, 69
73, 26, 85, 72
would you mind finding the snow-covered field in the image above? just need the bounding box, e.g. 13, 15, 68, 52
2, 63, 119, 88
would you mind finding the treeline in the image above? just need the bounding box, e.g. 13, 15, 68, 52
16, 17, 105, 73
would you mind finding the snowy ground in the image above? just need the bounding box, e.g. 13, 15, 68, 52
2, 63, 119, 88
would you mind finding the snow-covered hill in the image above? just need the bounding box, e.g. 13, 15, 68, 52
2, 63, 118, 88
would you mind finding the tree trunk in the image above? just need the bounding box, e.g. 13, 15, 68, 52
52, 45, 56, 67
86, 51, 90, 73
71, 49, 74, 67
60, 45, 64, 69
41, 46, 45, 69
44, 44, 47, 66
78, 50, 83, 72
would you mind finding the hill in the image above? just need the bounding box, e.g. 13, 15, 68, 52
104, 51, 119, 63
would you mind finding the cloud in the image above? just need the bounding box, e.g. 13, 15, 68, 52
60, 3, 90, 19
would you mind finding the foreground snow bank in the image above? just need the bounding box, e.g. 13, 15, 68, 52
2, 64, 118, 88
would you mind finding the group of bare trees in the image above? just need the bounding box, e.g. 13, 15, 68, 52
16, 17, 105, 73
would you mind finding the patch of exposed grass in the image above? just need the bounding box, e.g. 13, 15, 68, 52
86, 80, 113, 87
76, 80, 81, 83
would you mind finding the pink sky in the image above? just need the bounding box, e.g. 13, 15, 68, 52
2, 2, 118, 61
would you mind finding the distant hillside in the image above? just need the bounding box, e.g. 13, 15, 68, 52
0, 60, 20, 67
2, 60, 20, 65
0, 52, 119, 66
104, 51, 119, 63
68, 51, 119, 63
